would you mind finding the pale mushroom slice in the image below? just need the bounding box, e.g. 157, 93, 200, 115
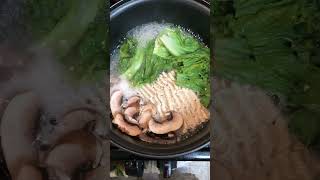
148, 112, 183, 134
110, 90, 123, 117
138, 103, 157, 129
122, 96, 140, 109
124, 106, 139, 125
112, 114, 141, 136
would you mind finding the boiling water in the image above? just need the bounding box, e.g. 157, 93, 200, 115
110, 22, 205, 89
110, 22, 209, 140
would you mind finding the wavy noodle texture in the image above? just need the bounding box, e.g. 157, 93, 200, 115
137, 71, 209, 133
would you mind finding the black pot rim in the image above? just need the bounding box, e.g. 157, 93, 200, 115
111, 139, 210, 159
111, 0, 210, 10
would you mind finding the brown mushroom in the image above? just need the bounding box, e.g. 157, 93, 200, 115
138, 112, 152, 129
125, 116, 139, 125
148, 112, 183, 134
35, 106, 100, 150
112, 114, 141, 136
124, 106, 139, 125
1, 92, 41, 180
138, 104, 156, 129
16, 165, 43, 180
45, 130, 98, 180
152, 111, 174, 123
139, 133, 177, 144
124, 106, 139, 117
123, 96, 140, 108
110, 90, 123, 117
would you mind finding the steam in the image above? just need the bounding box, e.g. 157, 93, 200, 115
0, 44, 106, 118
127, 22, 172, 48
110, 22, 173, 99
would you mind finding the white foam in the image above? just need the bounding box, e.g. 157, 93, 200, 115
110, 48, 120, 76
110, 22, 173, 97
127, 22, 173, 48
110, 77, 137, 99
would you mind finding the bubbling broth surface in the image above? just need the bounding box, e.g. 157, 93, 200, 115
110, 22, 210, 144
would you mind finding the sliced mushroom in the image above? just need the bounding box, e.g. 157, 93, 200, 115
124, 106, 139, 125
1, 92, 41, 180
16, 165, 43, 180
153, 111, 172, 123
112, 114, 141, 136
138, 104, 156, 129
123, 96, 140, 108
110, 90, 123, 117
34, 105, 103, 153
138, 112, 152, 129
124, 106, 139, 118
125, 116, 139, 125
45, 130, 97, 180
165, 111, 173, 121
139, 133, 177, 144
149, 112, 183, 134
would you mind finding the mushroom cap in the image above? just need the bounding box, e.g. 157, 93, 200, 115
124, 106, 139, 119
148, 112, 183, 134
123, 96, 140, 108
110, 90, 123, 117
112, 114, 141, 136
125, 115, 139, 125
138, 111, 152, 129
17, 165, 42, 180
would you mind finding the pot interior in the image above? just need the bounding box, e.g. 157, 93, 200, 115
110, 0, 210, 158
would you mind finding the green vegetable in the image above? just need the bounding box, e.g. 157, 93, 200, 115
157, 28, 200, 56
39, 0, 104, 58
213, 0, 320, 146
122, 48, 145, 80
24, 0, 107, 82
118, 38, 137, 73
153, 38, 172, 58
118, 27, 210, 106
175, 48, 210, 106
120, 39, 172, 87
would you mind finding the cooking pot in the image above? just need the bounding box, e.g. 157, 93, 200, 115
110, 0, 210, 158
